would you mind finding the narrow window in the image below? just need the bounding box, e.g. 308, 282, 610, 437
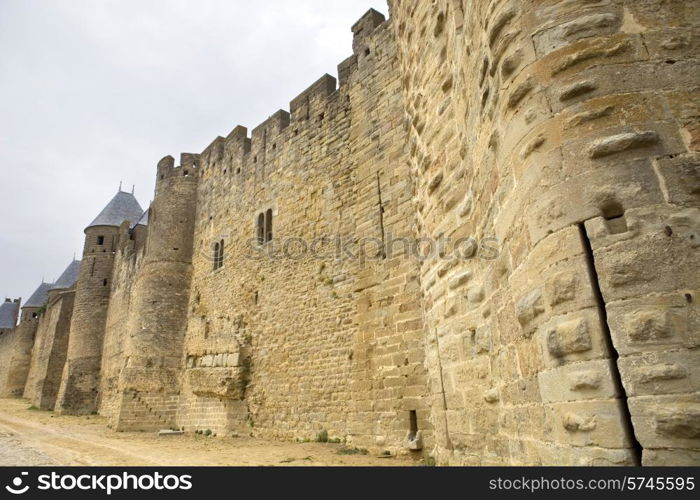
602, 201, 628, 235
257, 213, 265, 245
408, 410, 418, 441
218, 239, 225, 269
97, 235, 105, 246
265, 209, 273, 243
103, 278, 108, 287
213, 242, 221, 270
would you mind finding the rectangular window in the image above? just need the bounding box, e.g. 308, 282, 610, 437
257, 214, 265, 245
257, 209, 274, 244
265, 209, 273, 243
97, 236, 105, 246
213, 240, 224, 271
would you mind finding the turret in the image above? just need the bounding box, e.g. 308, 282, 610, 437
21, 282, 52, 322
146, 154, 199, 263
0, 284, 47, 397
0, 298, 21, 333
47, 259, 80, 301
55, 189, 144, 415
114, 155, 199, 431
23, 259, 80, 408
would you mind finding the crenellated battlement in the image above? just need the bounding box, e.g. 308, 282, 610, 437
157, 153, 201, 182
351, 8, 386, 55
2, 1, 697, 466
289, 74, 337, 120
196, 9, 390, 176
251, 109, 291, 143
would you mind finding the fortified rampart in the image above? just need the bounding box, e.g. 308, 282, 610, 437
389, 0, 699, 465
0, 2, 697, 465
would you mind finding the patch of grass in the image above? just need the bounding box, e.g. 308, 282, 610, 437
382, 450, 392, 456
27, 405, 43, 411
204, 429, 212, 437
315, 430, 329, 443
337, 447, 369, 456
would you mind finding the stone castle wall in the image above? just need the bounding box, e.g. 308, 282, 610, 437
99, 228, 145, 424
114, 155, 199, 432
0, 2, 697, 465
389, 0, 699, 465
24, 289, 75, 409
0, 311, 39, 398
176, 12, 431, 450
56, 226, 120, 414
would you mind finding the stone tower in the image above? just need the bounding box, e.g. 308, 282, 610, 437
0, 284, 49, 396
114, 154, 199, 431
389, 0, 699, 465
23, 259, 81, 410
0, 298, 20, 334
55, 190, 143, 415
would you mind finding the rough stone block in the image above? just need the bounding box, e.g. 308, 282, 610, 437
546, 317, 593, 358
516, 289, 545, 328
186, 368, 245, 400
538, 359, 619, 403
628, 394, 700, 450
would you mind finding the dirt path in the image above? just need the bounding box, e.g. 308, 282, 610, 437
0, 398, 417, 466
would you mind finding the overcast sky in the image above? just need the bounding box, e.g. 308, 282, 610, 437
0, 0, 388, 304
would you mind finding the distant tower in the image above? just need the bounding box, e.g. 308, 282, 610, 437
23, 259, 81, 409
0, 297, 23, 396
0, 297, 21, 334
0, 283, 49, 397
115, 154, 199, 431
55, 189, 143, 415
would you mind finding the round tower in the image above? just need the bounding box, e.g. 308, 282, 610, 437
55, 190, 144, 415
0, 285, 47, 397
115, 154, 199, 431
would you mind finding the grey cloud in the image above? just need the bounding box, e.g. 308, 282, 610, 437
0, 0, 388, 302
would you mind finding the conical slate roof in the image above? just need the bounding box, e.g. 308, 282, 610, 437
0, 300, 20, 329
87, 191, 144, 230
134, 208, 149, 227
51, 260, 81, 290
23, 282, 53, 308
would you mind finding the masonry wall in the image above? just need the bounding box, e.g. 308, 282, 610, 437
1, 2, 696, 467
99, 228, 144, 424
175, 12, 431, 452
0, 328, 18, 396
23, 290, 75, 409
0, 314, 39, 397
389, 0, 699, 465
113, 155, 199, 432
56, 226, 120, 414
